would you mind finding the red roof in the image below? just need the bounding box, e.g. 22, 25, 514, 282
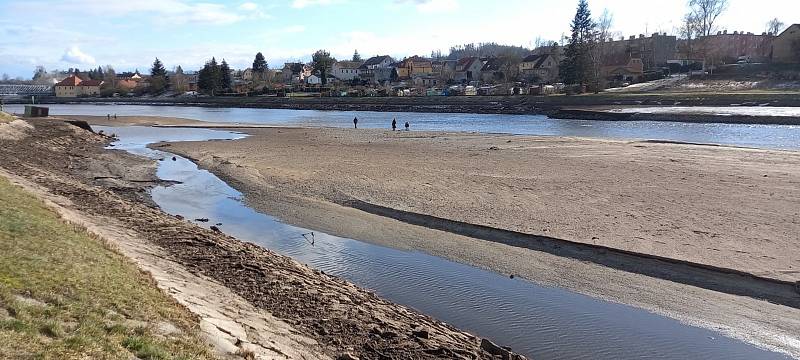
79, 80, 103, 86
55, 75, 81, 86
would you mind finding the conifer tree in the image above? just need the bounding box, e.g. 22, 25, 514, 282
559, 0, 596, 89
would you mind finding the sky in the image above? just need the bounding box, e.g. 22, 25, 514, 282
0, 0, 796, 79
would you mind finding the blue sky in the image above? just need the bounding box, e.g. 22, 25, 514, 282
0, 0, 796, 78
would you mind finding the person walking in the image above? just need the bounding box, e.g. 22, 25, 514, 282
353, 117, 358, 129
404, 121, 410, 131
391, 118, 397, 131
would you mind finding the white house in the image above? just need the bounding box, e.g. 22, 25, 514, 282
332, 61, 363, 81
306, 74, 322, 85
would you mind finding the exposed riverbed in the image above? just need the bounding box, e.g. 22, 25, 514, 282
98, 125, 793, 360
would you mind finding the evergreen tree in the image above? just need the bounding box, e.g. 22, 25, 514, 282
220, 59, 232, 91
252, 52, 268, 72
150, 58, 169, 93
312, 49, 336, 85
352, 50, 362, 62
559, 0, 597, 88
198, 57, 221, 95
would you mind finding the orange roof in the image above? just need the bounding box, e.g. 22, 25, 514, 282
79, 80, 103, 86
55, 75, 81, 86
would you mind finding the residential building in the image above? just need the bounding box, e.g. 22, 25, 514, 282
773, 24, 800, 63
332, 61, 363, 81
54, 75, 103, 97
358, 55, 395, 84
601, 33, 677, 70
282, 63, 312, 84
602, 57, 644, 83
454, 57, 484, 82
480, 57, 504, 83
396, 56, 433, 79
681, 31, 774, 64
306, 74, 322, 85
519, 54, 558, 83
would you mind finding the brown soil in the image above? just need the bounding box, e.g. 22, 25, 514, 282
0, 118, 525, 360
161, 127, 800, 283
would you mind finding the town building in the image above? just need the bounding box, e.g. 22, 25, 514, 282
53, 75, 104, 97
454, 57, 484, 83
519, 54, 559, 83
282, 63, 312, 84
772, 24, 800, 63
396, 56, 433, 79
682, 31, 774, 64
601, 33, 677, 71
358, 55, 395, 84
332, 61, 363, 81
602, 57, 644, 84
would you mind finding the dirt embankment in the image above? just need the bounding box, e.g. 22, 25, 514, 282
0, 118, 526, 360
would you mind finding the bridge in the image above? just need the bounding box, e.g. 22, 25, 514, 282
0, 84, 54, 96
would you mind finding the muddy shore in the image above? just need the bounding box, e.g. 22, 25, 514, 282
0, 117, 527, 359
32, 114, 800, 357
93, 116, 800, 356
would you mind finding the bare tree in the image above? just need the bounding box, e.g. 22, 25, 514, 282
591, 9, 614, 89
766, 18, 785, 36
688, 0, 728, 37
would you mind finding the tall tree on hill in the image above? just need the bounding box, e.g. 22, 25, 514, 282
150, 57, 169, 93
252, 52, 268, 84
352, 50, 362, 62
687, 0, 728, 37
559, 0, 596, 89
312, 49, 336, 85
220, 59, 232, 92
198, 57, 220, 95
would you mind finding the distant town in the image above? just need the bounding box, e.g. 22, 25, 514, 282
1, 0, 798, 99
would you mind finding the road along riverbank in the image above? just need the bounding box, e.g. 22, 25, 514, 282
0, 116, 527, 359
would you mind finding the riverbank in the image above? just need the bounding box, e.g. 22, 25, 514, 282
0, 116, 526, 359
0, 175, 216, 359
140, 120, 800, 356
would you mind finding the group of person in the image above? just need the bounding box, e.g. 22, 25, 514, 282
353, 117, 409, 131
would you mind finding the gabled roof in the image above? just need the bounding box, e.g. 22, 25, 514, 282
522, 54, 553, 69
79, 80, 103, 86
777, 24, 800, 38
55, 75, 81, 86
481, 57, 502, 72
457, 56, 480, 70
335, 61, 363, 69
363, 55, 393, 66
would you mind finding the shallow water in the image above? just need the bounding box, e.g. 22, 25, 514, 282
99, 125, 792, 360
10, 103, 800, 150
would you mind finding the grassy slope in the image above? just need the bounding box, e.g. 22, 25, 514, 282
0, 176, 216, 360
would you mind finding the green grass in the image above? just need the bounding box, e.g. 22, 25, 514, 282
0, 176, 216, 359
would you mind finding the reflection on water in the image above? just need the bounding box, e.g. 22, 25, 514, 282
98, 125, 791, 360
11, 104, 800, 150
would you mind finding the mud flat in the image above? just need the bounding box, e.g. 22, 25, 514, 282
0, 117, 527, 360
149, 123, 800, 357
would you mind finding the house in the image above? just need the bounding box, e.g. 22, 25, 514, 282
432, 60, 458, 81
602, 57, 644, 83
396, 56, 433, 79
358, 55, 396, 84
242, 68, 254, 81
480, 57, 505, 83
282, 63, 312, 84
773, 24, 800, 64
454, 57, 484, 82
601, 33, 677, 70
54, 75, 104, 97
332, 61, 363, 81
519, 54, 558, 83
306, 74, 322, 85
413, 76, 440, 87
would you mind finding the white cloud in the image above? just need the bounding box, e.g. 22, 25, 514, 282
283, 25, 306, 33
239, 2, 259, 11
291, 0, 337, 9
61, 46, 96, 65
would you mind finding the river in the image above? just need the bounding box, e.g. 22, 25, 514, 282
8, 104, 800, 150
97, 125, 793, 360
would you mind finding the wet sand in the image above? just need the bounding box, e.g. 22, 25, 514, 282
73, 115, 800, 357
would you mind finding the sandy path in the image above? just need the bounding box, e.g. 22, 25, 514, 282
163, 127, 800, 283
